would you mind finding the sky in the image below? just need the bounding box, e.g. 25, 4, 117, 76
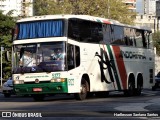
136, 0, 143, 14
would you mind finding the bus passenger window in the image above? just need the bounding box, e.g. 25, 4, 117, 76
129, 38, 133, 46
142, 31, 147, 48
111, 25, 125, 45
135, 30, 143, 48
103, 24, 111, 44
134, 38, 137, 47
148, 33, 153, 49
124, 36, 129, 45
68, 18, 103, 43
68, 19, 80, 41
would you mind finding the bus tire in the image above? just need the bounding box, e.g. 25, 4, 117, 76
134, 83, 142, 96
134, 75, 143, 96
4, 93, 11, 98
152, 86, 156, 91
32, 94, 45, 101
74, 79, 88, 100
124, 80, 135, 97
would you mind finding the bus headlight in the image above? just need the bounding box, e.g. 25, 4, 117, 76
14, 80, 24, 84
50, 78, 65, 82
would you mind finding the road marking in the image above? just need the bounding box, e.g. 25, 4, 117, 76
114, 96, 160, 112
142, 91, 159, 96
114, 103, 152, 111
148, 98, 160, 105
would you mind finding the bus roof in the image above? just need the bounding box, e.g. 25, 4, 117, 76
17, 14, 152, 32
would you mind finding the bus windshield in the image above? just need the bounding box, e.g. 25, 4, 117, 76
15, 19, 65, 40
13, 42, 66, 74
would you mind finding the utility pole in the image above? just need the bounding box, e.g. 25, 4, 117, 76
157, 17, 159, 31
1, 46, 3, 86
0, 46, 4, 87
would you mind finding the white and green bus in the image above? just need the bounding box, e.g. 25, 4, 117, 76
12, 15, 155, 101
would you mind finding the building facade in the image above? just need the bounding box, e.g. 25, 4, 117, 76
123, 0, 137, 12
0, 0, 33, 17
143, 0, 158, 15
134, 0, 160, 32
135, 14, 156, 32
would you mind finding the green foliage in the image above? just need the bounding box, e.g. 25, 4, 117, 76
153, 31, 160, 55
33, 0, 136, 25
0, 11, 15, 79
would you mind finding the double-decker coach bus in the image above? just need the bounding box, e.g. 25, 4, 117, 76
12, 15, 155, 101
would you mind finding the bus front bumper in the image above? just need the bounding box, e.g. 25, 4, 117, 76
14, 82, 68, 95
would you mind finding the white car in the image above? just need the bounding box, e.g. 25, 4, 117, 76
2, 77, 15, 97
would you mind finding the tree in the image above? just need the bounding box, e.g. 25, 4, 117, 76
0, 11, 15, 79
33, 0, 136, 25
153, 31, 160, 56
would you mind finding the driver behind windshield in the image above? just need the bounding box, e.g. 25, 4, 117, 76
19, 49, 36, 67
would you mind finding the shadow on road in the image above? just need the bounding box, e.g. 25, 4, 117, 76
0, 88, 160, 102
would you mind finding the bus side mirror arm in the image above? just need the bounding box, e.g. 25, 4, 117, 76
5, 51, 11, 62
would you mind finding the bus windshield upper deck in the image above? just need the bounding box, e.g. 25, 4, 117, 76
15, 19, 65, 40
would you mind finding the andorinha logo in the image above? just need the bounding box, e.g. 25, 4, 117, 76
120, 50, 146, 59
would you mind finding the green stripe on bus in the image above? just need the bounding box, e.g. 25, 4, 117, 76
107, 45, 121, 90
96, 19, 102, 23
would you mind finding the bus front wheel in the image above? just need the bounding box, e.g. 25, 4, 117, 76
4, 93, 11, 98
74, 79, 89, 100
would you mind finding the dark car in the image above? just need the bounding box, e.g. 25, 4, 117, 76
152, 72, 160, 90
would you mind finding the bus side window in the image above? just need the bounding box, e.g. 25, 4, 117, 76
135, 29, 143, 48
67, 44, 75, 70
111, 25, 125, 45
67, 44, 80, 70
134, 37, 137, 47
142, 31, 147, 48
90, 22, 103, 43
124, 36, 129, 45
103, 24, 111, 44
110, 25, 114, 42
75, 46, 80, 67
124, 27, 134, 46
132, 29, 137, 47
148, 33, 153, 49
68, 19, 80, 41
144, 31, 151, 49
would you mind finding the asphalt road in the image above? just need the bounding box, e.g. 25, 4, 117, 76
0, 89, 160, 120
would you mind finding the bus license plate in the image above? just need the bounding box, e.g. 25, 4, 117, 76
33, 88, 42, 92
